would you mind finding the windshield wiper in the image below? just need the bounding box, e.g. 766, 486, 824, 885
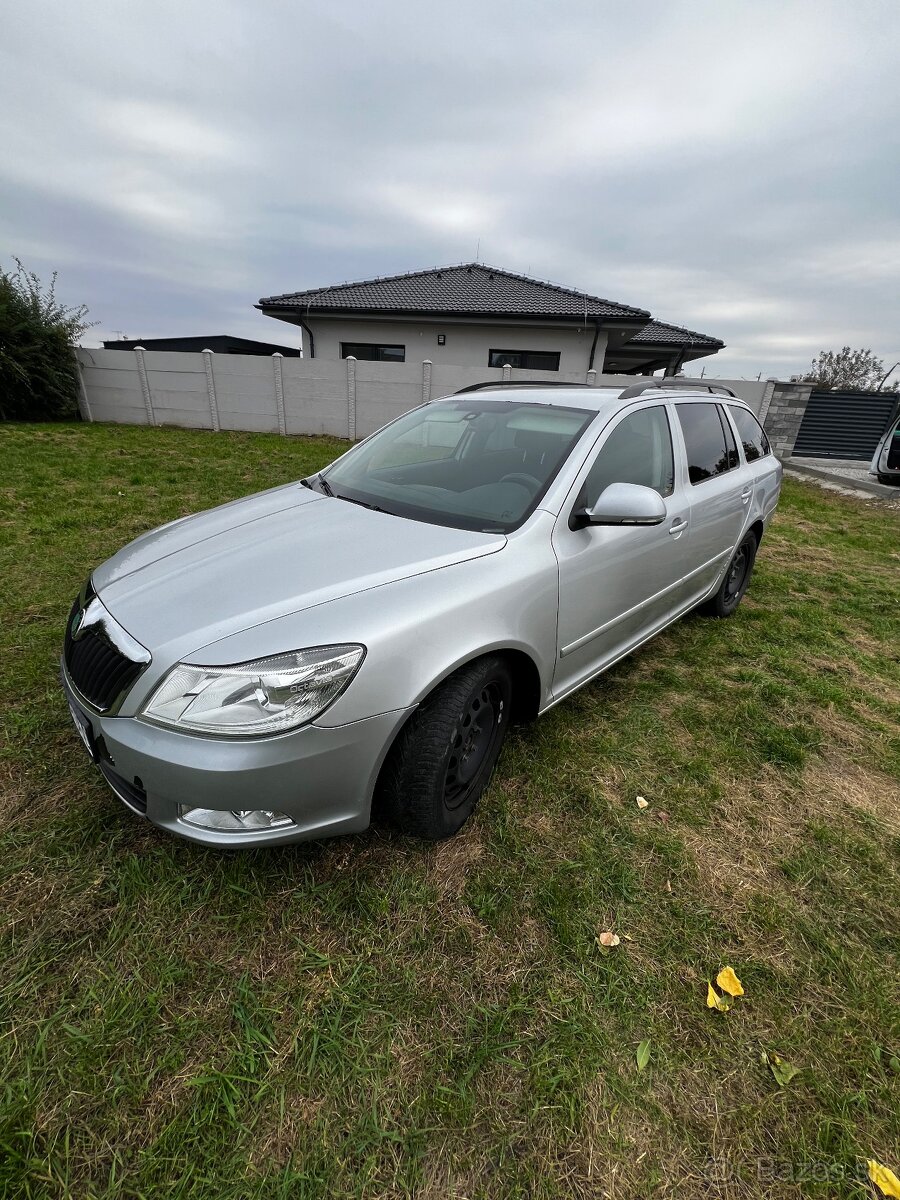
337, 494, 388, 514
303, 472, 334, 497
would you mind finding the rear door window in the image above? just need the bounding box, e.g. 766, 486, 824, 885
717, 404, 740, 471
676, 402, 735, 484
728, 405, 771, 462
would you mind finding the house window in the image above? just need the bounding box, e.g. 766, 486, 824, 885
489, 349, 560, 371
341, 342, 405, 362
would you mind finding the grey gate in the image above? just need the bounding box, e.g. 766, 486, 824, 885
792, 390, 899, 460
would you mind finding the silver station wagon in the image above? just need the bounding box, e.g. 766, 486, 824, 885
61, 381, 781, 846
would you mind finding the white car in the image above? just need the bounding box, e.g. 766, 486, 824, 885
870, 409, 900, 484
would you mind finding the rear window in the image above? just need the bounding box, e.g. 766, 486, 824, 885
676, 402, 737, 484
728, 405, 771, 462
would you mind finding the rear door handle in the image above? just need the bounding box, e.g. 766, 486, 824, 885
668, 518, 688, 536
741, 487, 753, 504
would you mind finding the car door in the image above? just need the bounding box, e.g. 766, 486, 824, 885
552, 404, 695, 698
672, 402, 749, 596
871, 410, 900, 477
725, 402, 781, 517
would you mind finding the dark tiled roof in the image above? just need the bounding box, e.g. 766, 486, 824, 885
258, 263, 649, 322
629, 319, 723, 349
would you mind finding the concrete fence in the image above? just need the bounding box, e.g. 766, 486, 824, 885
75, 347, 771, 439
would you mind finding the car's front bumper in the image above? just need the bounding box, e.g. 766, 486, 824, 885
61, 663, 412, 847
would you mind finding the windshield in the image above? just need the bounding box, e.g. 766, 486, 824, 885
319, 399, 595, 532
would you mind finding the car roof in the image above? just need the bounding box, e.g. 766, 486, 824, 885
435, 384, 752, 415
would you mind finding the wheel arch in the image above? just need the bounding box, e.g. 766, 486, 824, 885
374, 645, 543, 794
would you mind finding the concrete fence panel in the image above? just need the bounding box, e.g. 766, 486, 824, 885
280, 358, 348, 438
75, 348, 779, 440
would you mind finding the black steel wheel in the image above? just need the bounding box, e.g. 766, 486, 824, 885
374, 656, 513, 840
699, 531, 758, 618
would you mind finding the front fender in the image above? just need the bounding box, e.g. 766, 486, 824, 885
185, 514, 560, 727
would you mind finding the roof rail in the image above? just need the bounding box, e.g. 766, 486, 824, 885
454, 380, 593, 394
618, 379, 737, 400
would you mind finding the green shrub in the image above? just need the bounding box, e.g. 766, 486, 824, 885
0, 259, 92, 421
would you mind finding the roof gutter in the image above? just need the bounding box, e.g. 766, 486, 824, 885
256, 303, 315, 358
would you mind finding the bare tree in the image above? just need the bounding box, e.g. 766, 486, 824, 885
805, 347, 884, 390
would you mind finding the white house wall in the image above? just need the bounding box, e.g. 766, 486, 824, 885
304, 316, 607, 376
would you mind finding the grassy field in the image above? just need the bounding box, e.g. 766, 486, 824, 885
1, 421, 898, 1200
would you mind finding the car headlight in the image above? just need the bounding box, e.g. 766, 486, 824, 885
140, 645, 365, 737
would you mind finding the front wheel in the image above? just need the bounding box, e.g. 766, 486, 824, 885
375, 656, 513, 840
699, 531, 758, 618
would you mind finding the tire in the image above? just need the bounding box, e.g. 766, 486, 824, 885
375, 656, 513, 840
877, 473, 900, 486
699, 531, 758, 618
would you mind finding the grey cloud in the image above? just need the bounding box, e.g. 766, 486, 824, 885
1, 0, 897, 379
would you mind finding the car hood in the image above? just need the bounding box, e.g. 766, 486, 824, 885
93, 483, 505, 662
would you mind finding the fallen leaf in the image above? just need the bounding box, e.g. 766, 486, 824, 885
868, 1159, 900, 1198
664, 879, 672, 893
706, 981, 732, 1012
762, 1051, 800, 1087
597, 931, 620, 948
716, 966, 745, 997
656, 810, 670, 825
636, 1039, 652, 1071
636, 796, 649, 810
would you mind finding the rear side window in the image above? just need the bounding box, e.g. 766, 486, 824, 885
728, 405, 771, 462
676, 402, 736, 485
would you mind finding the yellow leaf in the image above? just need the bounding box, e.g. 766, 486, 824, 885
636, 796, 649, 809
706, 982, 731, 1011
597, 931, 620, 948
716, 966, 745, 997
868, 1160, 900, 1199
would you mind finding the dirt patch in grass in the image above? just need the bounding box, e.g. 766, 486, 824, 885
427, 827, 485, 903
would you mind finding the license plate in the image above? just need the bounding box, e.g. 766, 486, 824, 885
68, 700, 95, 760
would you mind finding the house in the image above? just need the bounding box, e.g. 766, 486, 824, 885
256, 263, 723, 376
103, 335, 302, 356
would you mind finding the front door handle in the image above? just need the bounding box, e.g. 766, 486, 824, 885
668, 517, 688, 537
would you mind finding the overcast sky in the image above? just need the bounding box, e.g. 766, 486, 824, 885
2, 0, 898, 379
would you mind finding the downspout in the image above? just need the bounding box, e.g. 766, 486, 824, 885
587, 320, 602, 371
298, 307, 315, 359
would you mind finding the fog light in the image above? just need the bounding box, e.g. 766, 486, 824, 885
177, 806, 295, 833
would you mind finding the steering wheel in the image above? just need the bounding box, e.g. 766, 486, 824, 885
499, 472, 541, 492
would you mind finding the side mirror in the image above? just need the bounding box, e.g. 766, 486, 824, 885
571, 482, 667, 529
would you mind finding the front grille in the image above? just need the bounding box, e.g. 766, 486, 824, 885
63, 592, 148, 712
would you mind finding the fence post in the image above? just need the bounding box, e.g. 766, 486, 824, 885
422, 359, 433, 404
74, 350, 93, 421
272, 353, 286, 436
757, 377, 778, 424
202, 349, 220, 431
587, 369, 597, 387
502, 362, 512, 382
346, 356, 357, 440
134, 347, 155, 426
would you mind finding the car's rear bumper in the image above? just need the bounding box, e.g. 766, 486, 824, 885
61, 662, 412, 847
